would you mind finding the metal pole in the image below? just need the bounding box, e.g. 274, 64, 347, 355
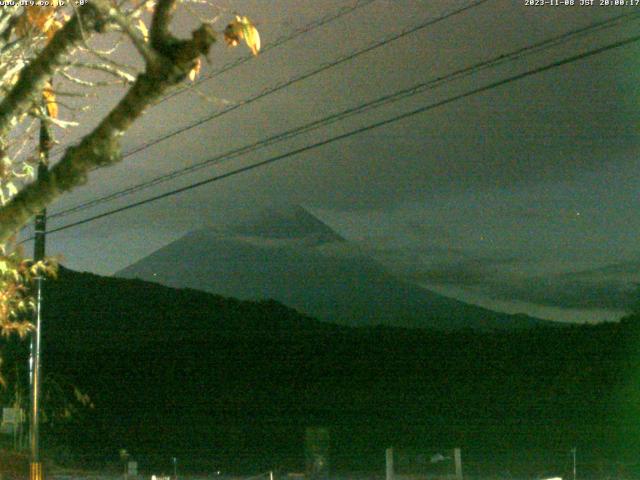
29, 114, 51, 480
385, 448, 394, 480
454, 448, 463, 480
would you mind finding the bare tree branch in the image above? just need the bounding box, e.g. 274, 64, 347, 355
108, 9, 158, 64
0, 5, 22, 47
0, 4, 217, 242
0, 1, 110, 146
150, 0, 177, 50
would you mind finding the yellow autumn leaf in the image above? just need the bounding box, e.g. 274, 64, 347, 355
237, 16, 260, 56
188, 58, 201, 82
15, 5, 60, 40
136, 19, 149, 40
26, 5, 57, 34
46, 19, 63, 41
43, 82, 58, 119
224, 15, 260, 55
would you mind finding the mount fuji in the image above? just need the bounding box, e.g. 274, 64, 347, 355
116, 206, 552, 330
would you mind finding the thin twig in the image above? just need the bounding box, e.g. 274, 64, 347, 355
31, 112, 79, 129
0, 0, 108, 143
53, 90, 97, 99
66, 61, 137, 83
108, 10, 158, 64
187, 84, 230, 107
9, 118, 37, 160
182, 2, 220, 28
59, 69, 127, 87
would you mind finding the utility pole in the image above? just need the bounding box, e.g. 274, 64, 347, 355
454, 448, 463, 480
385, 447, 394, 480
29, 112, 51, 480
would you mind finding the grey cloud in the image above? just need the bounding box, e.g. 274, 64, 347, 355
410, 257, 521, 287
491, 278, 638, 311
390, 249, 640, 312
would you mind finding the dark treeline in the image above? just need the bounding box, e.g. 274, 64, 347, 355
3, 267, 640, 476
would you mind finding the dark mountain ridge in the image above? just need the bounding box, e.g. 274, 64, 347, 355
21, 267, 640, 477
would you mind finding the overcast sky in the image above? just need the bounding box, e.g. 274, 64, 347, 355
19, 0, 640, 324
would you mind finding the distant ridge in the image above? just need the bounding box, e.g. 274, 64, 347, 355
116, 205, 554, 331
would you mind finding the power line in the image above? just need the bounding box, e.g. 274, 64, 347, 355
121, 0, 491, 158
25, 32, 640, 240
44, 0, 493, 218
47, 0, 379, 158
47, 10, 640, 221
160, 0, 380, 102
49, 0, 492, 162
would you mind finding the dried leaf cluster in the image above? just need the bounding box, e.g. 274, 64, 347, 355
0, 248, 57, 338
